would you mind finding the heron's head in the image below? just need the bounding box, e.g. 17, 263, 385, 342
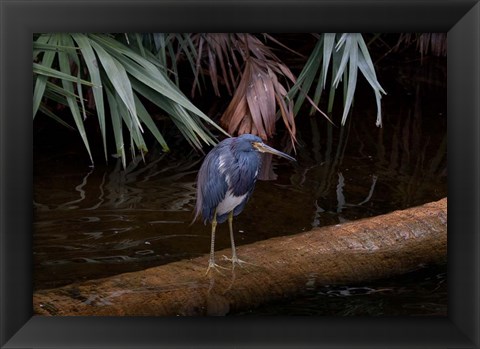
236, 134, 296, 162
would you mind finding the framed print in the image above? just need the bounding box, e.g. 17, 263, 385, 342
1, 0, 479, 348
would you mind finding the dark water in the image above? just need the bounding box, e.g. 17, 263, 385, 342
33, 58, 447, 315
234, 264, 447, 316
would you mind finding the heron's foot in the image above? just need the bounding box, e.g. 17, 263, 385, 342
222, 255, 255, 269
205, 261, 228, 276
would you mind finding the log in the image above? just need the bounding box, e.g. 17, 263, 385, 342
34, 198, 447, 316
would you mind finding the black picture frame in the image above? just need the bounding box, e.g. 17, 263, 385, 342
1, 0, 479, 348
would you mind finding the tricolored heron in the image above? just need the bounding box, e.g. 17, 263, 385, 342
194, 134, 296, 274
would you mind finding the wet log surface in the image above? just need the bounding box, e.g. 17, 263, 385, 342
34, 198, 447, 316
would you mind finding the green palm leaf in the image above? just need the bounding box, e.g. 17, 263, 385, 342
33, 33, 228, 169
57, 37, 93, 164
289, 33, 386, 126
71, 34, 108, 162
90, 40, 141, 132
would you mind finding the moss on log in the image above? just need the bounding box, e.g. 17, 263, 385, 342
34, 198, 447, 316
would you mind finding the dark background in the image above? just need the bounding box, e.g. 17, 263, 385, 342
1, 1, 479, 348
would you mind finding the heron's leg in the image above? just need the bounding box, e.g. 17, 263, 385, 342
208, 214, 217, 265
205, 210, 227, 275
225, 211, 248, 268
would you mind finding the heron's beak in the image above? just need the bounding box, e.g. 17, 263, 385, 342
253, 142, 296, 162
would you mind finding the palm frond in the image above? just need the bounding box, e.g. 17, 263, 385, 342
191, 33, 240, 97
395, 33, 447, 57
192, 33, 298, 145
71, 33, 108, 162
33, 33, 228, 168
289, 33, 386, 127
221, 53, 297, 145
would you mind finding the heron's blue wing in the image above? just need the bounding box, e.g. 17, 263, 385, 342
195, 146, 229, 223
229, 151, 261, 217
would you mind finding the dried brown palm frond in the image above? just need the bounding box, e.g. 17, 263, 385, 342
192, 33, 298, 147
220, 56, 297, 145
395, 33, 447, 58
191, 33, 243, 97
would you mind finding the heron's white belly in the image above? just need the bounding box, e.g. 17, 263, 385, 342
216, 191, 247, 216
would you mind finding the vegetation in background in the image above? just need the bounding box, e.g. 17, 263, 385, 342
190, 34, 300, 146
33, 33, 228, 168
33, 33, 446, 168
289, 33, 386, 127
